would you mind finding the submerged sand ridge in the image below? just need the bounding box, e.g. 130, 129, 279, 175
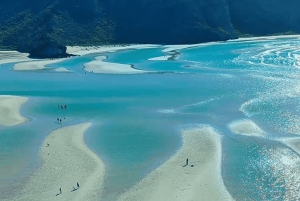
0, 95, 29, 126
118, 125, 234, 201
9, 123, 105, 201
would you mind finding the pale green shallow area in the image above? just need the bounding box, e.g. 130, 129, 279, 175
1, 37, 300, 200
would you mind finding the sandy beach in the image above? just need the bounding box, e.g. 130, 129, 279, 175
118, 125, 234, 201
228, 119, 266, 137
9, 122, 105, 201
84, 55, 146, 74
0, 95, 29, 126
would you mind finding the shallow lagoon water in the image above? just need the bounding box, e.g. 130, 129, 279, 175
1, 37, 300, 200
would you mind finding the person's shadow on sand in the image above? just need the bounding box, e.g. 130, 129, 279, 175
71, 186, 78, 192
55, 188, 62, 196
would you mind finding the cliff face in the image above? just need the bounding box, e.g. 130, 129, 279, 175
0, 0, 300, 52
228, 0, 300, 35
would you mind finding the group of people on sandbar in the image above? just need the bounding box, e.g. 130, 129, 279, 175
56, 182, 80, 196
56, 104, 68, 125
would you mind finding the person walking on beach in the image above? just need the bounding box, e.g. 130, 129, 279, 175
61, 105, 64, 110
77, 182, 79, 188
57, 117, 59, 123
183, 158, 189, 167
64, 105, 67, 110
59, 188, 62, 194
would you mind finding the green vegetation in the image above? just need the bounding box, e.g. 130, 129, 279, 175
0, 8, 115, 51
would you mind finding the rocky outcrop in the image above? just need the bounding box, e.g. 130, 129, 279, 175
29, 42, 74, 58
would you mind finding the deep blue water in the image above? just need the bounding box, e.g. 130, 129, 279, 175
1, 37, 300, 200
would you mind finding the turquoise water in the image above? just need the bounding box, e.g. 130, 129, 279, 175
1, 37, 300, 200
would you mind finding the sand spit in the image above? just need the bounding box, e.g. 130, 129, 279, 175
0, 51, 31, 65
118, 125, 234, 201
84, 56, 146, 74
228, 119, 266, 137
9, 123, 105, 201
0, 95, 29, 126
13, 59, 66, 71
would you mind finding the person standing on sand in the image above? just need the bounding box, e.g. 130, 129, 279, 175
183, 158, 189, 167
77, 182, 79, 188
64, 105, 67, 110
59, 188, 62, 194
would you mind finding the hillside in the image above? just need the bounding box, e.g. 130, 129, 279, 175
0, 0, 115, 52
0, 0, 299, 53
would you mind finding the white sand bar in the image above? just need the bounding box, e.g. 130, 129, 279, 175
228, 119, 265, 137
84, 56, 146, 74
13, 59, 66, 71
10, 123, 105, 201
0, 95, 29, 126
118, 125, 234, 201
